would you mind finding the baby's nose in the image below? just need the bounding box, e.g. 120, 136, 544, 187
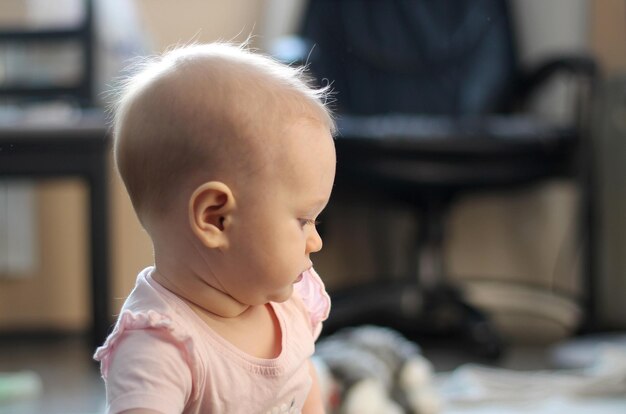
306, 228, 323, 253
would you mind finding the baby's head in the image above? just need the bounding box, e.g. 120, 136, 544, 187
113, 43, 334, 223
113, 43, 336, 305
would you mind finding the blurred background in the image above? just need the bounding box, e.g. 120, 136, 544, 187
0, 0, 624, 413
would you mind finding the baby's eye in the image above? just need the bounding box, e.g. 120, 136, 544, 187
299, 218, 320, 227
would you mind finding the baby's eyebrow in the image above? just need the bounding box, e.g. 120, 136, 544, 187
307, 198, 330, 213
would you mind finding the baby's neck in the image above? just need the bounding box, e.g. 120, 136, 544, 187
152, 266, 250, 319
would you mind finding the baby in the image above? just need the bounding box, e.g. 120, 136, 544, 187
94, 43, 336, 414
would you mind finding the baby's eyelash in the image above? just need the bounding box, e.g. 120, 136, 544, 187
301, 218, 321, 226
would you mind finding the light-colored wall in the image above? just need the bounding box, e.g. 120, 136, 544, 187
133, 0, 264, 49
591, 0, 626, 75
0, 181, 89, 330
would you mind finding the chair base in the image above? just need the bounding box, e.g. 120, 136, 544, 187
323, 279, 504, 359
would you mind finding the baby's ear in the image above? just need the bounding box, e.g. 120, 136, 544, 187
188, 182, 235, 249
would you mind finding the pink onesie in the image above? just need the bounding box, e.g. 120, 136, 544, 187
94, 267, 330, 414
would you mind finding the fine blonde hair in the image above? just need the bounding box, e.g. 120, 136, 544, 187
110, 42, 334, 223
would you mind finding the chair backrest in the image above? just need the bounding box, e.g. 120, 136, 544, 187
301, 0, 519, 116
0, 0, 94, 107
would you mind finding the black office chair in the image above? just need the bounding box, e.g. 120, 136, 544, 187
277, 0, 598, 356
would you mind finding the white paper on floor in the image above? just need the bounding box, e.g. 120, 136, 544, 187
436, 345, 626, 413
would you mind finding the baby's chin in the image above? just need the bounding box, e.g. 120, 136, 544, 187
267, 284, 295, 304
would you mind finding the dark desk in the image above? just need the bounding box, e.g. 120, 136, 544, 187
0, 111, 111, 347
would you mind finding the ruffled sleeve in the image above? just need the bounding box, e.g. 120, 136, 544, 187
293, 268, 331, 340
94, 310, 198, 385
93, 310, 199, 413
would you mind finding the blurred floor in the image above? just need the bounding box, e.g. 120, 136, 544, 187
0, 335, 105, 414
0, 334, 622, 414
0, 333, 549, 414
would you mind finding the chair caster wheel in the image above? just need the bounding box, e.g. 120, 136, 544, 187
468, 320, 503, 359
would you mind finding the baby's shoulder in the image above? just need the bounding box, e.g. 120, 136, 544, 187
94, 268, 201, 378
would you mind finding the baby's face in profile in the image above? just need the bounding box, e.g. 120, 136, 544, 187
219, 117, 336, 306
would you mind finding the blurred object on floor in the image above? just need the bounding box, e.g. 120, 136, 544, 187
437, 341, 626, 413
0, 371, 42, 403
314, 325, 440, 414
550, 332, 626, 369
440, 396, 626, 414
